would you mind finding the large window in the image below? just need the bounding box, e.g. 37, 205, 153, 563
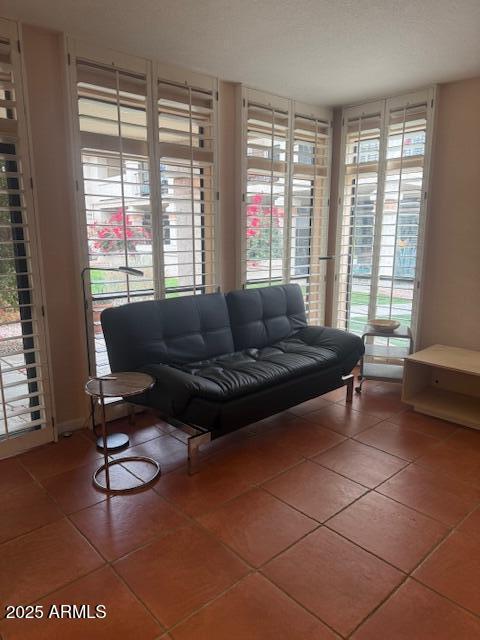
334, 89, 435, 338
68, 43, 218, 375
241, 89, 331, 323
0, 19, 52, 448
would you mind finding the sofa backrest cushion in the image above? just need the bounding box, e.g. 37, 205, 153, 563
101, 292, 235, 371
226, 284, 307, 350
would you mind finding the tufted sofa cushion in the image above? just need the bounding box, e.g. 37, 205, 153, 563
101, 292, 234, 372
139, 325, 364, 416
226, 283, 307, 350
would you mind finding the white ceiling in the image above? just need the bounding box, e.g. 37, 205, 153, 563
4, 0, 480, 106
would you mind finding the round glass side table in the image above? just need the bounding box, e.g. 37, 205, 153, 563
85, 372, 159, 493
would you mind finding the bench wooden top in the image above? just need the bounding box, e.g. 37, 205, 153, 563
406, 344, 480, 376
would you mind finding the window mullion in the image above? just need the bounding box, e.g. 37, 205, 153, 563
148, 62, 166, 299
367, 101, 388, 322
284, 102, 294, 285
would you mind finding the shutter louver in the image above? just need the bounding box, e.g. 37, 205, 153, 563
0, 23, 50, 438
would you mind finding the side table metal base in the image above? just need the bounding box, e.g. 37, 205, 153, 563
93, 456, 161, 494
96, 432, 129, 452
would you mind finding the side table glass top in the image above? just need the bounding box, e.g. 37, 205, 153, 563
362, 324, 412, 339
85, 372, 154, 398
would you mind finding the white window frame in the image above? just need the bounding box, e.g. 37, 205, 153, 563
332, 87, 436, 341
238, 86, 332, 323
0, 18, 54, 456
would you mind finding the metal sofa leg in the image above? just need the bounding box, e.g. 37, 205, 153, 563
187, 432, 212, 475
342, 374, 354, 403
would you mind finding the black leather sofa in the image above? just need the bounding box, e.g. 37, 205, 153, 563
101, 284, 364, 471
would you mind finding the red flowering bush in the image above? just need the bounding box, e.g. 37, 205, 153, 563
91, 208, 151, 253
246, 193, 284, 258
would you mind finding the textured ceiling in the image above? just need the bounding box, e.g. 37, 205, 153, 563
3, 0, 480, 106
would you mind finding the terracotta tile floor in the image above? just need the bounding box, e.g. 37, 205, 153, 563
1, 380, 480, 639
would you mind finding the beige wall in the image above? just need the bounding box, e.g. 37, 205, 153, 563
418, 77, 480, 350
18, 22, 480, 431
22, 25, 87, 427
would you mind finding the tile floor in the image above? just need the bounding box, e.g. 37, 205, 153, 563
1, 378, 480, 639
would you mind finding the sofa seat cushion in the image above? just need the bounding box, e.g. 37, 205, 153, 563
141, 326, 364, 412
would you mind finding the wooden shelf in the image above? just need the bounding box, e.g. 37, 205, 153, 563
403, 344, 480, 430
406, 344, 480, 376
408, 387, 480, 430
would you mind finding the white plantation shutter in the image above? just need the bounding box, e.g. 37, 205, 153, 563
289, 109, 330, 323
0, 20, 51, 443
68, 43, 219, 377
335, 106, 383, 334
334, 89, 435, 339
241, 89, 331, 323
156, 74, 218, 295
243, 96, 289, 285
378, 98, 430, 333
70, 49, 154, 376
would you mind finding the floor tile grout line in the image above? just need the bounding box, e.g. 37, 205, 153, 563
55, 491, 200, 631
109, 557, 174, 633
159, 440, 359, 524
349, 433, 439, 463
408, 575, 480, 621
321, 518, 421, 577
2, 501, 192, 629
322, 428, 411, 461
343, 496, 480, 634
163, 571, 257, 635
345, 507, 480, 633
0, 564, 106, 621
4, 480, 193, 629
345, 570, 411, 638
372, 484, 480, 529
362, 453, 480, 527
257, 568, 350, 639
413, 454, 480, 490
259, 482, 367, 525
309, 455, 409, 490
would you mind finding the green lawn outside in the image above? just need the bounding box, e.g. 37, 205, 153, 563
350, 291, 411, 306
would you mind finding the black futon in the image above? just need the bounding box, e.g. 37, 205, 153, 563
101, 284, 364, 471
